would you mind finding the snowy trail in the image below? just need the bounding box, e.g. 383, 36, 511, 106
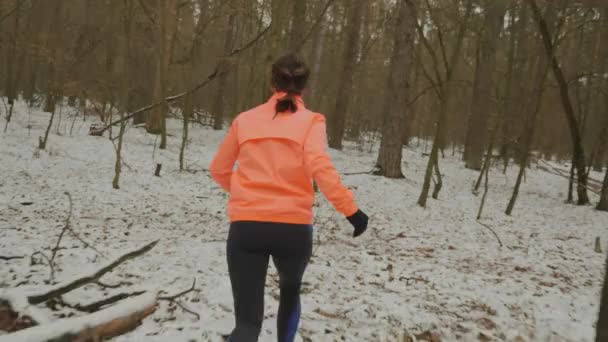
1, 102, 606, 341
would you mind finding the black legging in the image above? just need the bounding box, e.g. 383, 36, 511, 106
226, 221, 313, 342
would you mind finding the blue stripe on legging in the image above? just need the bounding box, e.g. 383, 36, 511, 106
284, 301, 301, 342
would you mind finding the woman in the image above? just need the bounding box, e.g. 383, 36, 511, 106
210, 53, 368, 342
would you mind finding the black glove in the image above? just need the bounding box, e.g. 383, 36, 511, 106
347, 210, 369, 238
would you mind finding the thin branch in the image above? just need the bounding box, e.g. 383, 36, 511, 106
30, 251, 54, 282
170, 299, 200, 320
61, 291, 147, 313
158, 278, 196, 301
424, 0, 450, 75
296, 0, 336, 50
477, 221, 503, 248
408, 1, 444, 86
0, 0, 29, 25
28, 240, 159, 305
94, 280, 134, 289
98, 23, 271, 134
0, 255, 26, 261
49, 192, 74, 270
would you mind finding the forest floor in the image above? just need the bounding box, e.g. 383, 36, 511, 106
1, 101, 607, 342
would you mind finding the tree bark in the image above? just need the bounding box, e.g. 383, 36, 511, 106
506, 2, 553, 215
328, 0, 365, 150
464, 0, 506, 170
414, 0, 473, 206
147, 0, 175, 150
113, 0, 133, 190
289, 0, 306, 51
3, 0, 20, 132
597, 253, 608, 341
597, 166, 608, 211
375, 0, 415, 178
212, 11, 236, 131
527, 0, 589, 205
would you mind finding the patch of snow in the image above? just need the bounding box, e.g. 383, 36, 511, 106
0, 99, 606, 341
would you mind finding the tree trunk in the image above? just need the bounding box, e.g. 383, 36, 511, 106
212, 11, 236, 131
597, 253, 608, 341
506, 2, 552, 215
328, 0, 365, 150
464, 0, 506, 170
594, 7, 608, 172
415, 0, 473, 206
527, 0, 589, 205
501, 3, 529, 172
375, 0, 415, 178
113, 0, 133, 190
597, 166, 608, 211
289, 0, 306, 51
3, 0, 20, 132
146, 0, 175, 149
307, 19, 326, 108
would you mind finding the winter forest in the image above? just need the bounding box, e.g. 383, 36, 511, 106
1, 0, 608, 341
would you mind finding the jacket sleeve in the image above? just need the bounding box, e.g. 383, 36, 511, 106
210, 120, 239, 192
304, 114, 358, 217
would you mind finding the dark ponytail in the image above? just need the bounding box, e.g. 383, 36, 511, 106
271, 53, 310, 116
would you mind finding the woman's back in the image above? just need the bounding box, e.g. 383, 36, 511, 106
214, 93, 320, 223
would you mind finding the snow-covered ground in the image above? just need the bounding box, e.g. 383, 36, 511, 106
1, 100, 606, 341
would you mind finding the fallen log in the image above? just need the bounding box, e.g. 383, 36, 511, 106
0, 293, 157, 342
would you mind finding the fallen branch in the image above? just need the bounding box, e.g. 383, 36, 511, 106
477, 221, 503, 248
166, 299, 199, 320
1, 293, 157, 342
48, 193, 103, 276
61, 291, 147, 313
158, 279, 196, 301
94, 280, 134, 289
538, 161, 601, 194
158, 279, 199, 320
49, 193, 74, 274
27, 240, 159, 305
30, 251, 54, 282
98, 24, 271, 134
0, 255, 25, 261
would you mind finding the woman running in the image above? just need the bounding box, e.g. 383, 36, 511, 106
210, 53, 368, 342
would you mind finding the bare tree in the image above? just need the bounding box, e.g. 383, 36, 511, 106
412, 0, 474, 207
112, 0, 133, 190
3, 0, 20, 133
328, 0, 365, 150
506, 1, 554, 216
212, 8, 236, 131
464, 0, 507, 170
375, 0, 416, 178
527, 0, 589, 205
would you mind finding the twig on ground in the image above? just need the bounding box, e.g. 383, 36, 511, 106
30, 251, 55, 282
60, 291, 147, 313
0, 255, 25, 261
48, 192, 104, 272
49, 193, 74, 273
94, 280, 134, 289
477, 221, 503, 248
158, 279, 196, 301
158, 278, 200, 320
27, 240, 159, 305
170, 300, 200, 320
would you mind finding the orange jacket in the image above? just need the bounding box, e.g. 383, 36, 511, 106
210, 93, 358, 224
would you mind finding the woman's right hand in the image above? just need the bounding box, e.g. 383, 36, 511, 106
347, 210, 369, 238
